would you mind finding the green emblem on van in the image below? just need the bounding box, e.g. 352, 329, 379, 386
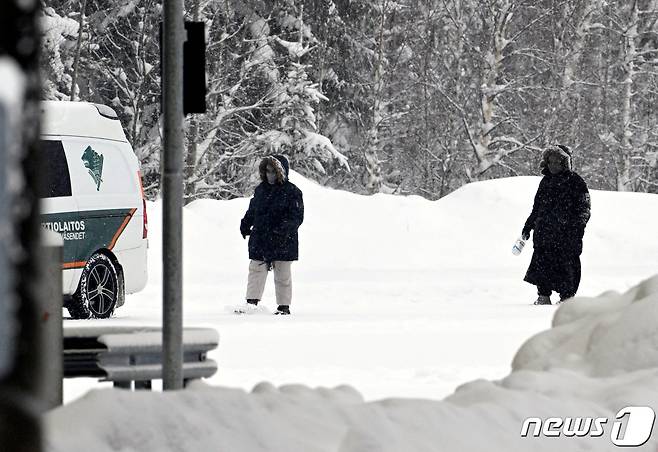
82, 146, 104, 190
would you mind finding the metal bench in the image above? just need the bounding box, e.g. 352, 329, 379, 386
63, 326, 219, 390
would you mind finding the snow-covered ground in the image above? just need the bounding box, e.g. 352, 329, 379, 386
47, 274, 658, 451
50, 174, 658, 450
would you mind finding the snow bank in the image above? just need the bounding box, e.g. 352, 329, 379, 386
178, 172, 658, 277
47, 275, 658, 451
513, 274, 658, 377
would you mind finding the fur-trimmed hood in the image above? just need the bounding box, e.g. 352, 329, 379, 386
259, 155, 289, 184
540, 145, 572, 174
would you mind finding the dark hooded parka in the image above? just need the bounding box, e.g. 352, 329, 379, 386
523, 146, 591, 297
240, 155, 304, 263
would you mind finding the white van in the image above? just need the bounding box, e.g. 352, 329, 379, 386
39, 101, 148, 319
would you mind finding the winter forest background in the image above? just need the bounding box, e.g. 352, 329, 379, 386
40, 0, 658, 200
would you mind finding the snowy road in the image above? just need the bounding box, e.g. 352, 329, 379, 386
66, 270, 555, 401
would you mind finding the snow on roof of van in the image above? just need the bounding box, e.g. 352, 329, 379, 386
40, 101, 128, 142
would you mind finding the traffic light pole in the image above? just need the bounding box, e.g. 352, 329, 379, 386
162, 0, 185, 391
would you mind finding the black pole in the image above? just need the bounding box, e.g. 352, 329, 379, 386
162, 0, 185, 390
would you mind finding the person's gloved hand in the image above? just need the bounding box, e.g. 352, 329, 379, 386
240, 224, 251, 239
521, 226, 531, 241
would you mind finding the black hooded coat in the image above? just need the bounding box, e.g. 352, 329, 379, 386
240, 155, 304, 262
523, 167, 591, 297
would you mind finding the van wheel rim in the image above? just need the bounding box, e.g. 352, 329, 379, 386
87, 263, 116, 316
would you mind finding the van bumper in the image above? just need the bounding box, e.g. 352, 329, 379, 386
115, 242, 148, 294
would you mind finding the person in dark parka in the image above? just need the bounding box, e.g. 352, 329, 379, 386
522, 145, 591, 305
237, 155, 304, 315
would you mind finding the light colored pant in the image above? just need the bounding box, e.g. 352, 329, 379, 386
246, 260, 292, 306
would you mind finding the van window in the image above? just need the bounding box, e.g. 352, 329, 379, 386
39, 140, 72, 198
61, 138, 136, 196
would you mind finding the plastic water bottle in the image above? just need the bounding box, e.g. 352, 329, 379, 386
512, 237, 526, 256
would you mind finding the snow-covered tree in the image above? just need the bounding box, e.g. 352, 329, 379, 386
180, 1, 348, 201
588, 0, 658, 192
40, 4, 79, 99
38, 0, 658, 198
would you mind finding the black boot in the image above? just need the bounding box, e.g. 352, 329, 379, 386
558, 294, 574, 303
535, 286, 552, 305
534, 295, 552, 305
274, 305, 290, 315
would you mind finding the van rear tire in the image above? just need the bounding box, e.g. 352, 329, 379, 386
68, 253, 119, 319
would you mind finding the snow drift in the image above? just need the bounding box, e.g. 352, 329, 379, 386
155, 172, 658, 281
48, 274, 658, 451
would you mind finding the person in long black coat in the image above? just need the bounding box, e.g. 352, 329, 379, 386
522, 145, 591, 305
237, 155, 304, 315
